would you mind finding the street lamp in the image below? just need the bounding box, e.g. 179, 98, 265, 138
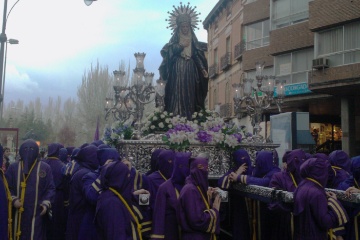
84, 0, 97, 6
0, 38, 19, 118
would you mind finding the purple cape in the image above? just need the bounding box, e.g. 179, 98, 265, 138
96, 161, 142, 240
178, 157, 220, 239
293, 158, 349, 240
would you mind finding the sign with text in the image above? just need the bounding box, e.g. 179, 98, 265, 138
274, 82, 312, 97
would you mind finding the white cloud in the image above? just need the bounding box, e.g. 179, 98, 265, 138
5, 64, 39, 94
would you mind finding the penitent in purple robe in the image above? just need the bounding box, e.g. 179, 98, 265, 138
293, 158, 349, 240
237, 150, 280, 240
217, 149, 252, 240
96, 161, 142, 240
5, 140, 55, 240
178, 157, 220, 240
337, 155, 360, 240
66, 145, 99, 240
147, 150, 175, 208
151, 152, 191, 240
43, 143, 67, 240
268, 149, 306, 240
0, 145, 11, 240
328, 150, 351, 189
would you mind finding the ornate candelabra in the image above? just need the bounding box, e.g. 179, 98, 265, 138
232, 62, 286, 142
105, 52, 166, 139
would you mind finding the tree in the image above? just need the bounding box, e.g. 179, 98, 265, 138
76, 60, 114, 144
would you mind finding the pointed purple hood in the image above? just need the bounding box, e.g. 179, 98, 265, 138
286, 149, 306, 174
97, 148, 121, 166
47, 143, 63, 157
76, 145, 99, 170
146, 149, 163, 176
232, 149, 252, 175
253, 150, 277, 177
0, 145, 3, 167
171, 152, 191, 191
351, 156, 360, 182
188, 157, 209, 197
300, 157, 329, 187
19, 139, 39, 174
59, 148, 68, 163
157, 149, 175, 179
100, 161, 132, 200
329, 150, 351, 172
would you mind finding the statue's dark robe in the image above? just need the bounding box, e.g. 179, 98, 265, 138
159, 29, 208, 119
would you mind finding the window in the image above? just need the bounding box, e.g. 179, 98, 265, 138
271, 0, 310, 30
213, 89, 218, 110
244, 0, 257, 5
316, 21, 360, 67
226, 37, 231, 53
225, 82, 231, 104
274, 48, 313, 84
214, 48, 218, 65
245, 19, 270, 50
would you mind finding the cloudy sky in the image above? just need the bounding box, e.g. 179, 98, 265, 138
1, 0, 219, 106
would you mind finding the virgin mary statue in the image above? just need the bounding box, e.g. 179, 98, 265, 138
159, 3, 209, 119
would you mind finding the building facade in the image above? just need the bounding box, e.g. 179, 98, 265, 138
203, 0, 360, 156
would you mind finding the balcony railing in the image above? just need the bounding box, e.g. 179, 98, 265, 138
220, 52, 232, 71
208, 63, 219, 79
234, 41, 245, 60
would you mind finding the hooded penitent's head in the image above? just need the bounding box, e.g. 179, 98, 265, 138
71, 148, 80, 160
171, 152, 191, 191
286, 149, 306, 174
100, 161, 132, 200
157, 149, 175, 179
97, 148, 120, 166
76, 145, 99, 170
313, 153, 329, 161
98, 144, 111, 149
189, 157, 209, 196
47, 143, 62, 157
19, 139, 39, 174
329, 150, 351, 172
300, 157, 329, 187
59, 148, 68, 163
146, 149, 163, 175
90, 140, 105, 147
0, 145, 3, 167
232, 149, 252, 175
253, 150, 276, 177
351, 156, 360, 182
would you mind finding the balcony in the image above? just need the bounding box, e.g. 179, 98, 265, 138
220, 52, 232, 71
234, 41, 245, 60
208, 63, 219, 79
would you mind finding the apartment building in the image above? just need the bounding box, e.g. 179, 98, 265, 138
203, 0, 360, 155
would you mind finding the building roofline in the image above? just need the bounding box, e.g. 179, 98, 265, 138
203, 0, 229, 29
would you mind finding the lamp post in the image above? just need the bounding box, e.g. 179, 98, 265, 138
0, 0, 8, 120
233, 62, 286, 142
0, 38, 19, 118
105, 53, 166, 139
84, 0, 97, 6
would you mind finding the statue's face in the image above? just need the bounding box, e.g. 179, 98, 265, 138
180, 22, 190, 35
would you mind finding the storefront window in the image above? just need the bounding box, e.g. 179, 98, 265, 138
311, 123, 342, 153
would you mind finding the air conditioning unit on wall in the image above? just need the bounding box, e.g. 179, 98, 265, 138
312, 58, 329, 69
